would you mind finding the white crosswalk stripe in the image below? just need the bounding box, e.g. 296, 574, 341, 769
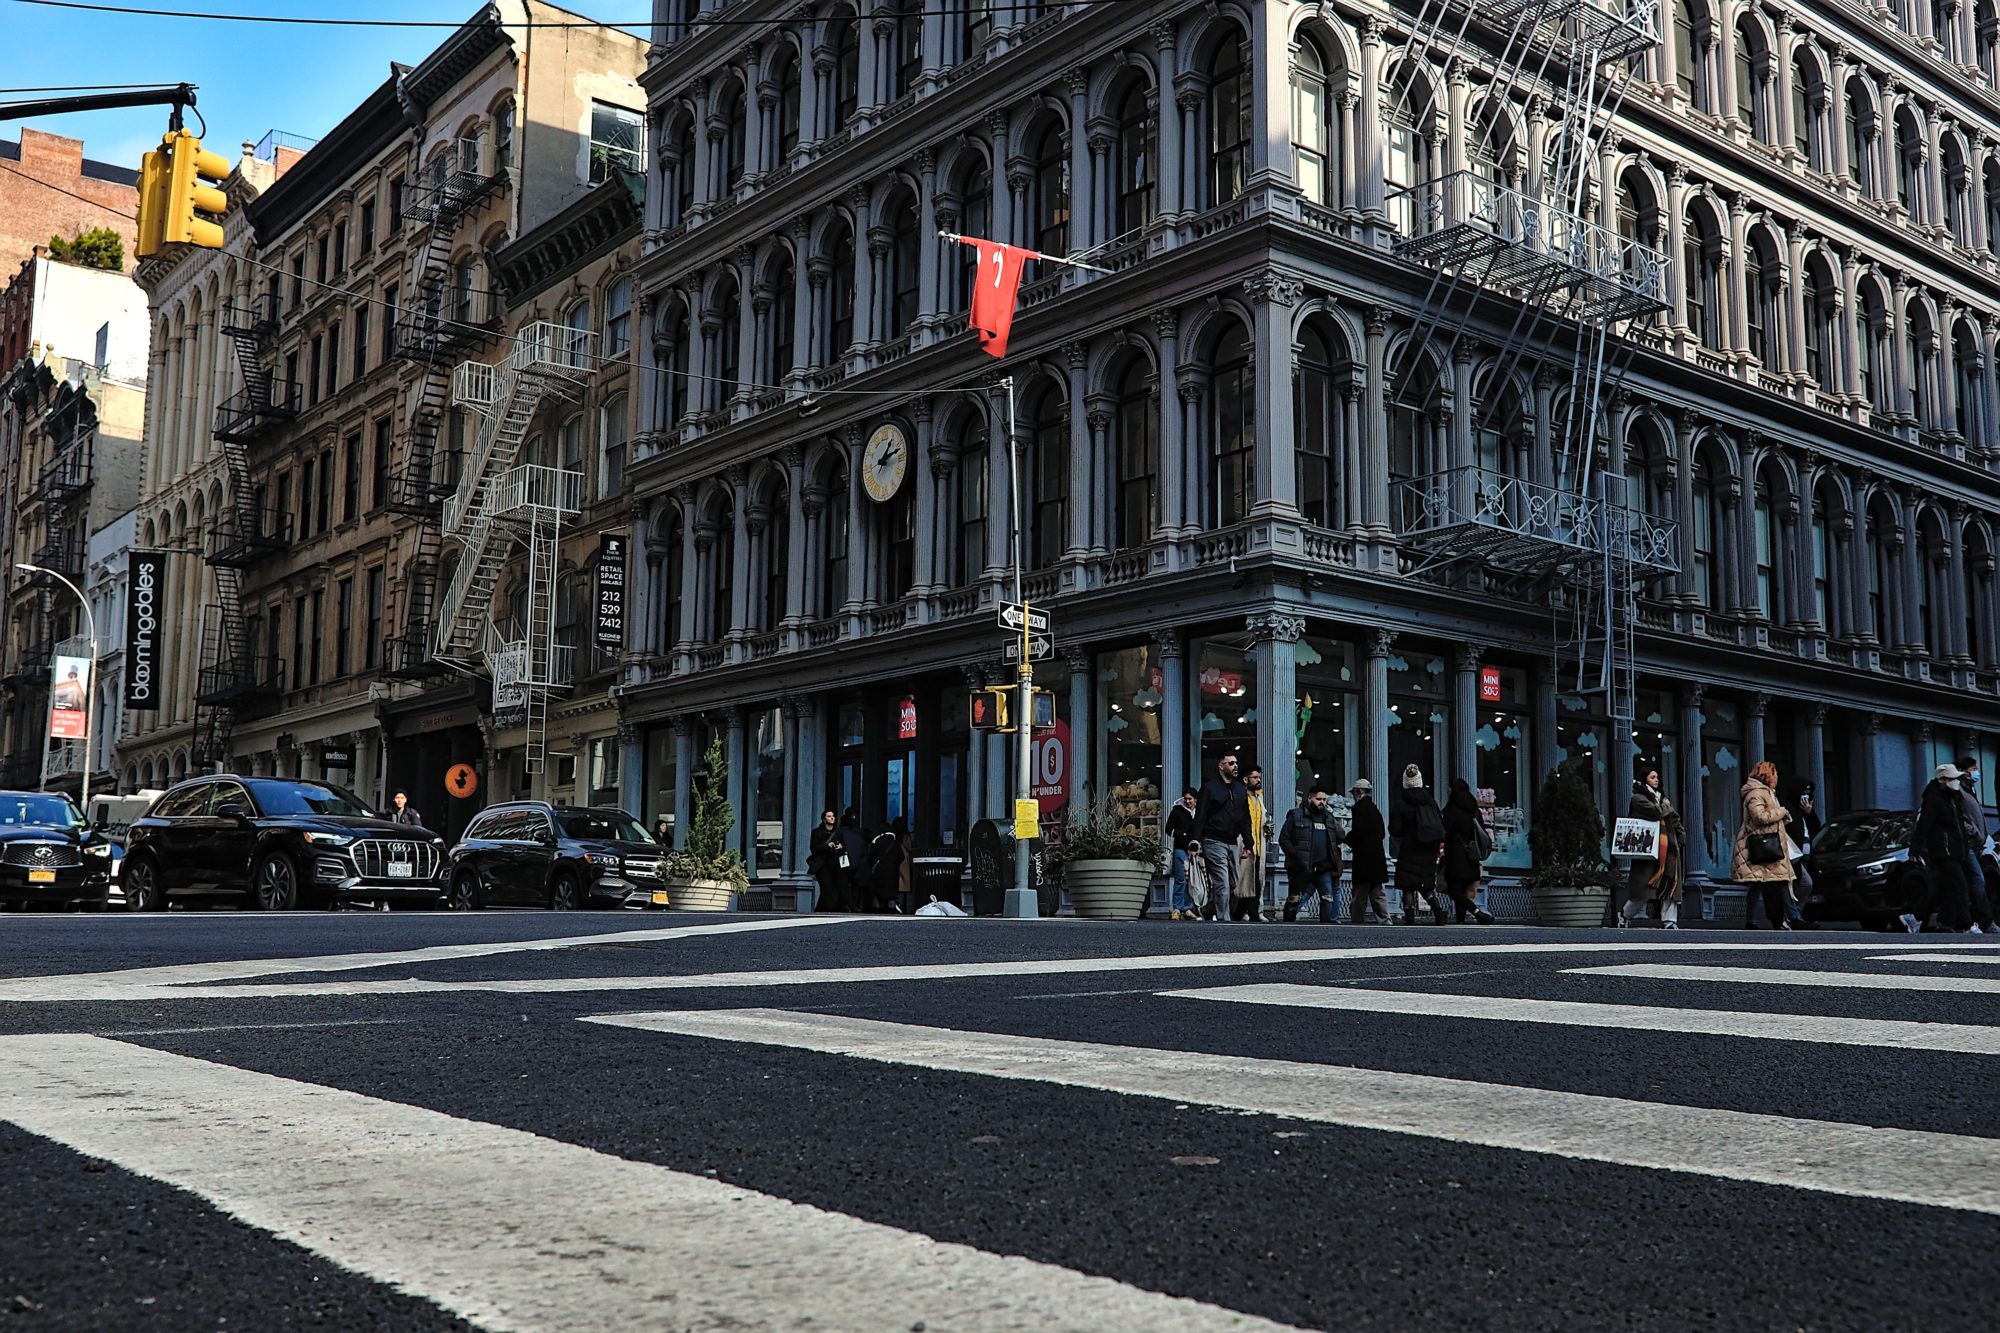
1157, 982, 2000, 1054
0, 1035, 1297, 1333
588, 1008, 2000, 1217
1571, 963, 2000, 992
1870, 952, 2000, 965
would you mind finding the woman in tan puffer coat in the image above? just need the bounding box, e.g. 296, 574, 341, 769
1733, 760, 1797, 929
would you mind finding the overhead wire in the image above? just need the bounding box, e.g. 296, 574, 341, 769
9, 0, 1126, 30
0, 159, 139, 219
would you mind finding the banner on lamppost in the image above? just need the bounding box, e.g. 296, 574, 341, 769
594, 534, 626, 651
48, 655, 90, 740
125, 550, 164, 710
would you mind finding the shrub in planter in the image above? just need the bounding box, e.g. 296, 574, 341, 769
662, 736, 749, 910
1046, 793, 1164, 920
1525, 757, 1616, 927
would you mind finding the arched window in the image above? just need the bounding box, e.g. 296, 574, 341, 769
882, 486, 915, 600
1810, 484, 1839, 633
893, 6, 923, 99
1208, 27, 1252, 205
599, 392, 628, 499
820, 457, 849, 617
1801, 261, 1836, 391
1692, 453, 1723, 608
603, 279, 632, 358
706, 504, 735, 638
885, 191, 920, 338
829, 11, 860, 132
672, 115, 697, 222
1847, 82, 1876, 195
556, 571, 583, 668
1894, 112, 1922, 217
1743, 233, 1779, 365
1943, 138, 1973, 246
1981, 1, 2000, 85
954, 415, 988, 586
1986, 159, 2000, 249
1024, 382, 1068, 568
1752, 466, 1788, 621
1953, 322, 1983, 439
1384, 78, 1432, 235
755, 474, 788, 631
1292, 38, 1333, 206
1389, 351, 1441, 485
773, 46, 801, 159
1935, 0, 1960, 60
1857, 284, 1890, 414
954, 155, 992, 311
711, 278, 740, 406
493, 100, 515, 172
961, 0, 992, 59
1793, 52, 1824, 168
1468, 99, 1513, 194
764, 253, 796, 381
1685, 209, 1723, 350
1116, 80, 1157, 233
1031, 118, 1069, 255
1917, 513, 1947, 654
660, 301, 691, 427
826, 219, 855, 356
1296, 321, 1342, 527
1866, 497, 1898, 642
1209, 322, 1255, 528
1111, 355, 1158, 550
1964, 523, 1994, 665
1672, 0, 1700, 103
1906, 302, 1936, 427
717, 80, 747, 192
1735, 19, 1767, 139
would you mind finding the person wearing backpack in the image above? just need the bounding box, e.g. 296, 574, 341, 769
1279, 786, 1344, 922
1441, 777, 1496, 924
1389, 764, 1449, 925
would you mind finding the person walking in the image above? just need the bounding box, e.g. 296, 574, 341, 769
1440, 778, 1494, 924
1911, 763, 1974, 933
1952, 755, 1996, 934
806, 810, 844, 911
837, 809, 872, 912
1389, 764, 1449, 925
1240, 766, 1271, 922
1280, 786, 1344, 922
1191, 754, 1252, 922
1164, 788, 1200, 920
1343, 780, 1390, 924
1620, 770, 1686, 928
1733, 760, 1797, 930
870, 821, 908, 914
390, 791, 424, 827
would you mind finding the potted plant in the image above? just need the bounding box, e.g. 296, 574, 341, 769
1525, 757, 1617, 927
1044, 792, 1163, 920
662, 736, 749, 911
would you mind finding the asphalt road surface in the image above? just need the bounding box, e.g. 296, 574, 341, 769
1, 910, 1996, 1331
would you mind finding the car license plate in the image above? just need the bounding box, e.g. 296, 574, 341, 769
28, 869, 55, 884
650, 891, 671, 906
387, 862, 413, 879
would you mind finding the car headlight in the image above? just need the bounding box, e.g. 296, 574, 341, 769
302, 832, 354, 847
585, 852, 622, 870
84, 842, 112, 858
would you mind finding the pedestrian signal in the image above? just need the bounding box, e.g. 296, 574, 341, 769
1030, 689, 1056, 730
969, 688, 1009, 732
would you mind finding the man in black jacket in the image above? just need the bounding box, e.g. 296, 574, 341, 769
1344, 780, 1390, 923
1191, 753, 1251, 922
1280, 787, 1343, 922
1912, 765, 1973, 932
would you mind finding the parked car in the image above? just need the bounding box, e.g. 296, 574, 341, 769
0, 790, 112, 910
446, 802, 669, 910
86, 790, 161, 909
1802, 809, 1933, 929
120, 776, 447, 911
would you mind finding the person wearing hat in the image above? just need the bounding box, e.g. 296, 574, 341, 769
1343, 779, 1390, 924
1910, 762, 1974, 932
1952, 755, 1996, 934
1389, 764, 1450, 925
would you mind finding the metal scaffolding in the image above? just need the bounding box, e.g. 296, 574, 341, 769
1385, 0, 1680, 730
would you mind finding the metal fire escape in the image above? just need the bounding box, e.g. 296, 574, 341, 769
434, 321, 594, 773
1384, 0, 1681, 730
196, 293, 298, 767
383, 135, 503, 681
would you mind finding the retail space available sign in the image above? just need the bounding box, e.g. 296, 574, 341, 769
594, 534, 626, 651
1032, 718, 1070, 816
48, 655, 90, 740
124, 550, 164, 710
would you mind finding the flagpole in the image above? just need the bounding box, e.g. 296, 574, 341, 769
938, 231, 1115, 275
1002, 373, 1036, 920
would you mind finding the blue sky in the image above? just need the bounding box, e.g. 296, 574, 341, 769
1, 1, 651, 176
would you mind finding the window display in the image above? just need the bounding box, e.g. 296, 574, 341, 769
1098, 646, 1165, 836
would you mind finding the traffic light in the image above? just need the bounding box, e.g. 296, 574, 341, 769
1030, 689, 1056, 730
160, 129, 228, 250
969, 687, 1009, 733
135, 143, 170, 257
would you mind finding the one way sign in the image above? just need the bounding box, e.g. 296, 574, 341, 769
998, 601, 1049, 634
1003, 634, 1054, 664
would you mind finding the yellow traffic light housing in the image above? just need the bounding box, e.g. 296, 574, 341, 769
970, 687, 1010, 733
135, 144, 170, 257
160, 129, 228, 250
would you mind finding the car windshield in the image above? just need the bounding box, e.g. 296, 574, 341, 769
1817, 812, 1912, 853
557, 810, 652, 843
0, 795, 80, 829
248, 780, 378, 819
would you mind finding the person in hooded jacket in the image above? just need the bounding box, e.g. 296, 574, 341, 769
1440, 778, 1495, 924
1389, 764, 1449, 925
1912, 763, 1974, 932
837, 809, 872, 912
1733, 761, 1796, 930
1343, 780, 1390, 924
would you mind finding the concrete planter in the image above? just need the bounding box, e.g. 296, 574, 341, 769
1064, 859, 1153, 920
1529, 882, 1614, 928
668, 878, 736, 912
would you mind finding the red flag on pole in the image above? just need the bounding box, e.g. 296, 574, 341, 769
962, 236, 1033, 358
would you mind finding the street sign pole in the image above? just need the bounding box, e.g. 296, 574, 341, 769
1003, 374, 1037, 919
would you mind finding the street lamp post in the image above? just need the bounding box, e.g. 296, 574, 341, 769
16, 562, 99, 814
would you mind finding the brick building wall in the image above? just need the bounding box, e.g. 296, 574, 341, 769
0, 129, 139, 281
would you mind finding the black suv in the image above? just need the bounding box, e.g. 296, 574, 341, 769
122, 776, 448, 911
447, 803, 668, 910
1803, 809, 1934, 929
0, 790, 112, 910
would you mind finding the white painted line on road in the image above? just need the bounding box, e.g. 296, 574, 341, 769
1870, 953, 2000, 965
1161, 983, 2000, 1055
1571, 964, 2000, 992
590, 1009, 2000, 1217
0, 1035, 1297, 1333
0, 916, 842, 1003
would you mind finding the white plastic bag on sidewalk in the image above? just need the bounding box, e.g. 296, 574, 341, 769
914, 897, 968, 917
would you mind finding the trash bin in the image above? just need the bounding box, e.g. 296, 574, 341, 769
910, 855, 964, 913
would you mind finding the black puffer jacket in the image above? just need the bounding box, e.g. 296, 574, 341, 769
1389, 785, 1444, 890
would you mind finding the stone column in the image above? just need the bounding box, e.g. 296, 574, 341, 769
1065, 67, 1091, 250
1451, 642, 1481, 793
673, 715, 696, 839
1246, 269, 1303, 517
1363, 307, 1390, 533
675, 490, 700, 662
1251, 611, 1304, 909
782, 447, 807, 627
1151, 22, 1181, 217
1358, 20, 1386, 226
1064, 341, 1091, 559
1807, 702, 1829, 819
986, 387, 1011, 577
1064, 646, 1091, 820
1747, 692, 1769, 774
725, 708, 750, 865
728, 466, 752, 638
1680, 684, 1708, 878
849, 184, 875, 351
913, 406, 941, 597
916, 148, 939, 331
842, 430, 867, 613
780, 694, 808, 900
1154, 311, 1185, 536
1365, 629, 1394, 802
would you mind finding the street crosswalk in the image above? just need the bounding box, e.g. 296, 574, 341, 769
1570, 962, 2000, 992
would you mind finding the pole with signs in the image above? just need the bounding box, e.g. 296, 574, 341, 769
1003, 374, 1038, 918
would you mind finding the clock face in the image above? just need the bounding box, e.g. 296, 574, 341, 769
862, 423, 909, 503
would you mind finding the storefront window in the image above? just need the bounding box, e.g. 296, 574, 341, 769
1387, 650, 1447, 789
1099, 645, 1166, 835
836, 698, 865, 818
1475, 665, 1529, 869
1296, 636, 1358, 814
1701, 695, 1743, 871
1629, 688, 1680, 822
754, 706, 783, 877
938, 692, 967, 847
1196, 637, 1258, 777
1554, 692, 1608, 830
646, 726, 678, 841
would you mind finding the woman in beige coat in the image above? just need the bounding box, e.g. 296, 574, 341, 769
1733, 759, 1796, 930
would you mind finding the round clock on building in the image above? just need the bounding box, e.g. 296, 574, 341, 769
862, 422, 909, 503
